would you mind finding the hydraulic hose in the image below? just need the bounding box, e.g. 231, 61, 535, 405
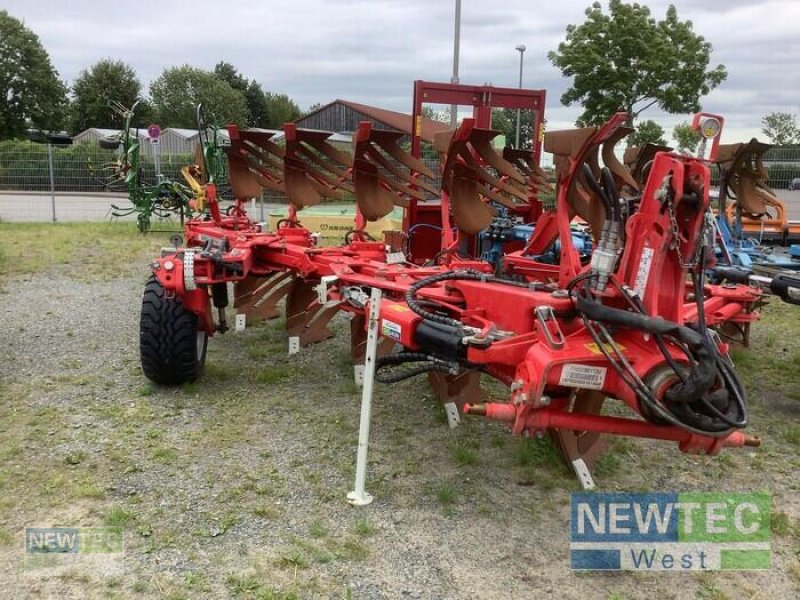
405, 269, 531, 329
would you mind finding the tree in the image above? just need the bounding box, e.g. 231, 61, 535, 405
672, 121, 701, 153
548, 1, 727, 127
0, 10, 68, 138
150, 65, 248, 128
629, 119, 666, 147
761, 112, 800, 146
263, 92, 301, 128
70, 59, 143, 133
491, 108, 534, 149
214, 62, 269, 127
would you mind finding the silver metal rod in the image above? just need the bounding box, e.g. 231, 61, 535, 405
47, 143, 56, 222
347, 286, 382, 506
515, 45, 526, 148
450, 0, 461, 130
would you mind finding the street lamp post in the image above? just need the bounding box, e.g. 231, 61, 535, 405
515, 44, 526, 148
450, 0, 462, 129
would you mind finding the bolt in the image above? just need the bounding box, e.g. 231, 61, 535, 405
539, 395, 551, 406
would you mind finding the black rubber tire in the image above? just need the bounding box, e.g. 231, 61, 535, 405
139, 275, 208, 385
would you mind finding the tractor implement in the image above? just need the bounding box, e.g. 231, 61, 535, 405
140, 98, 769, 487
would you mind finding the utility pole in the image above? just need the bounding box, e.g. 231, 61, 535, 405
450, 0, 461, 130
515, 44, 526, 148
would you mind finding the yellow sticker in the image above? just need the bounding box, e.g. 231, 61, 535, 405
389, 304, 411, 312
585, 342, 626, 355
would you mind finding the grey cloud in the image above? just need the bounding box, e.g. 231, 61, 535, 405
0, 0, 794, 141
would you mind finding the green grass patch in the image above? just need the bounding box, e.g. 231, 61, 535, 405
104, 505, 134, 527
0, 222, 164, 280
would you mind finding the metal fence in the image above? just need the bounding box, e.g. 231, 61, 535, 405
1, 140, 798, 222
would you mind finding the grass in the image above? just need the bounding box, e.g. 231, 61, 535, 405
104, 505, 134, 527
435, 483, 457, 506
0, 221, 164, 280
352, 517, 375, 537
451, 443, 480, 466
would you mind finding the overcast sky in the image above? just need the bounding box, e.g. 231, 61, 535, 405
4, 0, 799, 145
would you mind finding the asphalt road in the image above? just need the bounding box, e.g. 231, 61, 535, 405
1, 190, 798, 223
0, 192, 285, 223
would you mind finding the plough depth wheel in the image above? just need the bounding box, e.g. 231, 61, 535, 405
139, 276, 208, 385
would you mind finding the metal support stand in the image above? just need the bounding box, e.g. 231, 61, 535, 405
47, 143, 56, 222
347, 287, 382, 506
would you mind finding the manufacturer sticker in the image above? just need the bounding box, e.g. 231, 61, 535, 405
381, 319, 402, 341
386, 252, 406, 265
559, 364, 607, 390
634, 246, 654, 299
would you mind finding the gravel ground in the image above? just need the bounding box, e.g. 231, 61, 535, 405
0, 245, 799, 599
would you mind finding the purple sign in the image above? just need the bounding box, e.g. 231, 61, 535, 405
147, 124, 161, 140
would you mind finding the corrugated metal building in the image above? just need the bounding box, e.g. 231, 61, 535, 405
72, 128, 156, 157
295, 99, 448, 142
72, 127, 231, 157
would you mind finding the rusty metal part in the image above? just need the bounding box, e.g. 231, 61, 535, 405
543, 124, 636, 238
234, 272, 294, 322
439, 120, 542, 234
502, 148, 553, 192
551, 390, 609, 472
427, 370, 485, 413
449, 162, 497, 234
226, 127, 287, 198
350, 313, 395, 362
285, 279, 337, 346
352, 123, 438, 222
623, 143, 673, 186
601, 126, 640, 191
719, 139, 778, 216
283, 124, 353, 209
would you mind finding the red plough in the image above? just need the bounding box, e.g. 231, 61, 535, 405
141, 108, 764, 488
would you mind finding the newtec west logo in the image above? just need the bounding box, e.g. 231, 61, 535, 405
570, 493, 770, 570
26, 527, 123, 554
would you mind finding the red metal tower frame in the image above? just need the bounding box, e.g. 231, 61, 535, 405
406, 80, 546, 260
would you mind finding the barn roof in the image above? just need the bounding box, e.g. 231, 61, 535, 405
297, 99, 449, 142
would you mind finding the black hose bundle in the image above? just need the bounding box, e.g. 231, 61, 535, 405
571, 269, 747, 436
405, 269, 531, 328
375, 352, 456, 383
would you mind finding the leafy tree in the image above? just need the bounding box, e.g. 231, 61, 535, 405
630, 119, 666, 147
263, 92, 301, 128
672, 121, 701, 153
491, 108, 534, 149
70, 59, 144, 133
150, 65, 248, 128
761, 112, 800, 146
213, 62, 269, 127
0, 10, 68, 138
548, 1, 727, 126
